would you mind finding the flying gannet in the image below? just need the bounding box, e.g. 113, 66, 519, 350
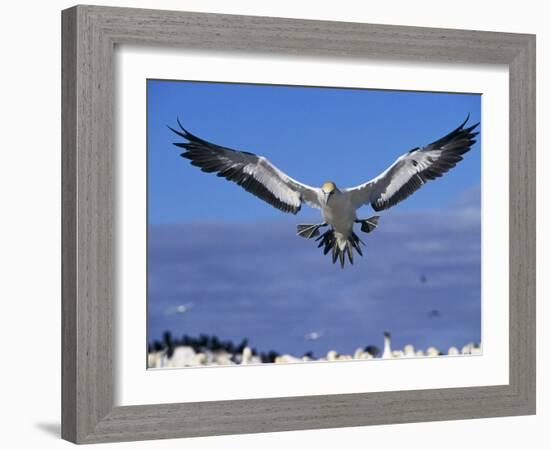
169, 116, 479, 268
303, 330, 324, 341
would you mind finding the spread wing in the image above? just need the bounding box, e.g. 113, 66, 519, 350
345, 116, 479, 211
169, 120, 322, 214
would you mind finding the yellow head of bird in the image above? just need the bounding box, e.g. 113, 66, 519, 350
321, 181, 336, 194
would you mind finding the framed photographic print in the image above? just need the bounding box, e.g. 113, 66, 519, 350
62, 5, 536, 444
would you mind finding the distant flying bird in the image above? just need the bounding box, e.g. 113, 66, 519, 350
428, 309, 441, 319
303, 330, 324, 341
169, 116, 479, 267
166, 303, 193, 315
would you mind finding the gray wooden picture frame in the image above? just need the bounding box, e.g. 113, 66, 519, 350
61, 4, 536, 444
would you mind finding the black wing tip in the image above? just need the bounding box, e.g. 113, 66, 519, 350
176, 117, 186, 132
432, 115, 480, 153
459, 114, 480, 133
168, 118, 206, 145
458, 113, 471, 129
466, 123, 481, 135
167, 124, 186, 140
456, 114, 479, 131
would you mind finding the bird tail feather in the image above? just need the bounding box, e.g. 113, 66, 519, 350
316, 229, 365, 268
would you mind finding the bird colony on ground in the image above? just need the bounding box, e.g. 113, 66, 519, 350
147, 331, 482, 369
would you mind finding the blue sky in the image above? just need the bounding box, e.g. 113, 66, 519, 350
147, 79, 481, 357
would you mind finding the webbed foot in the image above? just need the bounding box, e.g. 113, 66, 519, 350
296, 223, 328, 239
355, 216, 380, 233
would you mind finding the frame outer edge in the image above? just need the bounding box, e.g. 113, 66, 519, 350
509, 34, 536, 413
61, 5, 78, 443
82, 4, 525, 64
526, 35, 536, 414
63, 5, 116, 443
83, 3, 115, 442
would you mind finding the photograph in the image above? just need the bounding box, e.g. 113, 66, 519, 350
146, 79, 482, 369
